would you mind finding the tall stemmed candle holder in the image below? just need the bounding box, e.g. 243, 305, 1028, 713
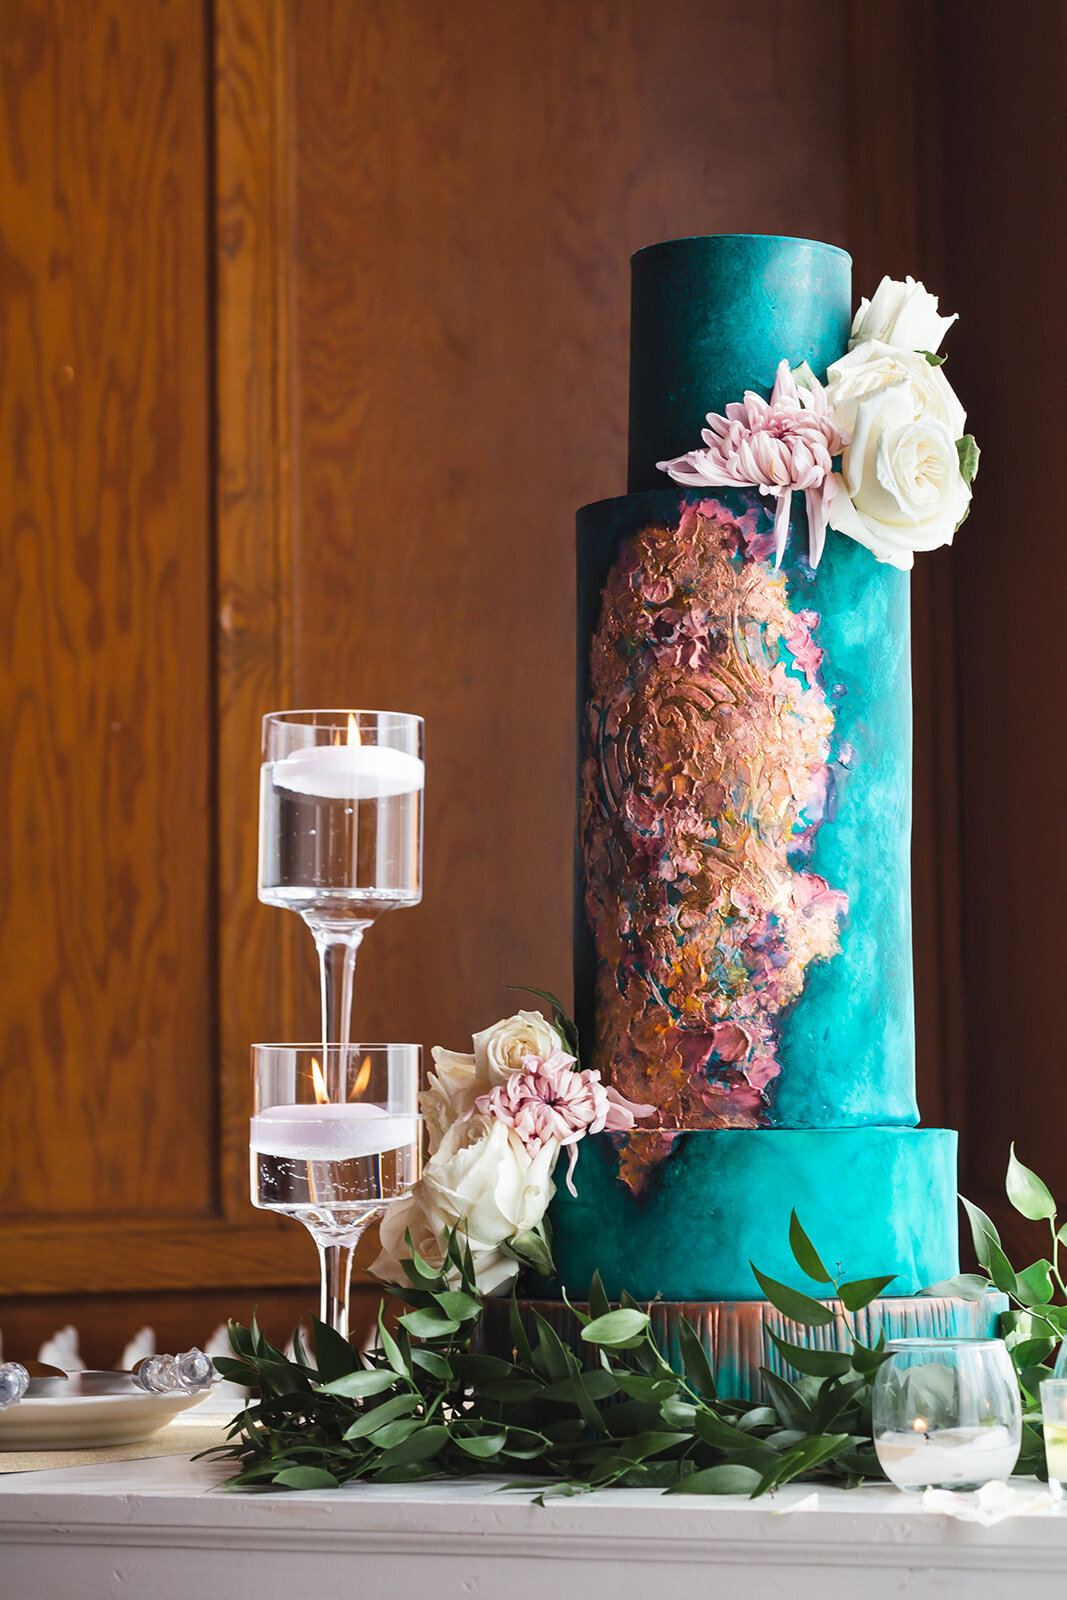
251, 1044, 421, 1338
259, 710, 424, 1071
257, 709, 424, 1335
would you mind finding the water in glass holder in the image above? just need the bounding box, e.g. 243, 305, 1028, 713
873, 1338, 1021, 1492
251, 1044, 422, 1338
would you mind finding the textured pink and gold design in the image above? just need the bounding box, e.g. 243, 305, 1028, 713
580, 498, 846, 1165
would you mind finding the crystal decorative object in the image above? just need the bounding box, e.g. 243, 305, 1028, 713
873, 1338, 1021, 1491
0, 1363, 29, 1411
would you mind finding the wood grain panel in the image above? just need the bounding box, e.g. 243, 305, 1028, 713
282, 0, 853, 1092
0, 0, 214, 1218
935, 1, 1067, 1255
845, 0, 966, 1137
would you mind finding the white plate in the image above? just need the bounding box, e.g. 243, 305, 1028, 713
0, 1389, 207, 1450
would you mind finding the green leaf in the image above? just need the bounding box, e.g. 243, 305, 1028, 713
365, 1418, 423, 1450
1019, 1364, 1053, 1402
851, 1339, 892, 1378
506, 1227, 555, 1276
373, 1423, 450, 1471
342, 1395, 419, 1440
956, 432, 980, 484
675, 1317, 717, 1401
761, 1369, 811, 1430
311, 1317, 359, 1383
581, 1308, 652, 1349
754, 1433, 850, 1496
453, 1430, 508, 1459
210, 1355, 255, 1386
1007, 1146, 1057, 1222
411, 1349, 453, 1382
611, 1371, 677, 1404
666, 1464, 764, 1496
273, 1466, 340, 1490
767, 1330, 852, 1379
531, 1314, 577, 1382
960, 1197, 1017, 1295
1011, 1336, 1057, 1368
837, 1275, 896, 1312
508, 1294, 533, 1366
919, 1273, 991, 1302
788, 1211, 832, 1284
432, 1290, 482, 1322
318, 1368, 397, 1399
693, 1409, 772, 1451
588, 1271, 612, 1322
398, 1308, 461, 1340
377, 1308, 412, 1379
750, 1265, 836, 1326
920, 349, 947, 366
1015, 1258, 1056, 1307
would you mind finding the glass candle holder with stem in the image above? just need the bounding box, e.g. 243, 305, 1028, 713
872, 1338, 1021, 1492
250, 1044, 422, 1339
258, 710, 424, 1073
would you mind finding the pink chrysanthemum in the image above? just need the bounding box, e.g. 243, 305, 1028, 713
474, 1048, 654, 1195
657, 360, 847, 569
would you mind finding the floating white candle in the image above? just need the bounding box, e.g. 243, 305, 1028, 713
250, 1103, 418, 1162
875, 1424, 1019, 1488
270, 743, 424, 800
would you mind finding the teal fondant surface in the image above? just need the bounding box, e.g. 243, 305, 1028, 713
543, 1127, 959, 1302
575, 488, 916, 1129
627, 235, 851, 491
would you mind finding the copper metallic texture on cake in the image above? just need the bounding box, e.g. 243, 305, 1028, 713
580, 497, 846, 1167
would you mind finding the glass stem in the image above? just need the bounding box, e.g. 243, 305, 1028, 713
310, 926, 367, 1095
317, 1239, 357, 1340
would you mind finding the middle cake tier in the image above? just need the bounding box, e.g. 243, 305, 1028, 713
540, 1126, 959, 1302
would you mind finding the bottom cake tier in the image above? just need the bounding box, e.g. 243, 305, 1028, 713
483, 1291, 1005, 1402
537, 1127, 959, 1302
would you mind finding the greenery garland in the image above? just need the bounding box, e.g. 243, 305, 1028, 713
211, 1147, 1065, 1496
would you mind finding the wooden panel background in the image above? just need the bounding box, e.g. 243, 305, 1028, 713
0, 0, 1053, 1361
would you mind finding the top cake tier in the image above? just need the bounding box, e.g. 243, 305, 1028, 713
627, 235, 852, 492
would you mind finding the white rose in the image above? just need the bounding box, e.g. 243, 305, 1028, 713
420, 1047, 479, 1156
827, 381, 970, 569
473, 1009, 562, 1086
827, 340, 966, 440
849, 275, 957, 355
373, 1114, 557, 1294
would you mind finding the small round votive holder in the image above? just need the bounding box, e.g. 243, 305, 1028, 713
873, 1338, 1021, 1492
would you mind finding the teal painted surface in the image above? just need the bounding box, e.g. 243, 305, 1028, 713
627, 235, 851, 491
542, 1127, 959, 1302
575, 487, 916, 1129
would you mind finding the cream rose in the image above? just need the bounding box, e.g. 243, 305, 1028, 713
848, 275, 957, 355
827, 381, 970, 569
827, 340, 966, 441
473, 1009, 562, 1086
373, 1114, 556, 1294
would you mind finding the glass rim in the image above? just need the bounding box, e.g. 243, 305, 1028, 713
1039, 1377, 1067, 1391
262, 708, 424, 727
883, 1337, 1005, 1351
250, 1042, 423, 1053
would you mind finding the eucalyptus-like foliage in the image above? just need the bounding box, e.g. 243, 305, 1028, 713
214, 1149, 1065, 1496
925, 1144, 1067, 1476
212, 1219, 891, 1497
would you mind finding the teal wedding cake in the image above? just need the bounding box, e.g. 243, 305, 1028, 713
548, 236, 965, 1305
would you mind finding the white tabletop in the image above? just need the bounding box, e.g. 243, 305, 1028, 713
1, 1451, 1065, 1600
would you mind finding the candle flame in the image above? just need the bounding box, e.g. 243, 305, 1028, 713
912, 1416, 928, 1432
347, 712, 360, 747
349, 1055, 373, 1099
311, 1057, 329, 1104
